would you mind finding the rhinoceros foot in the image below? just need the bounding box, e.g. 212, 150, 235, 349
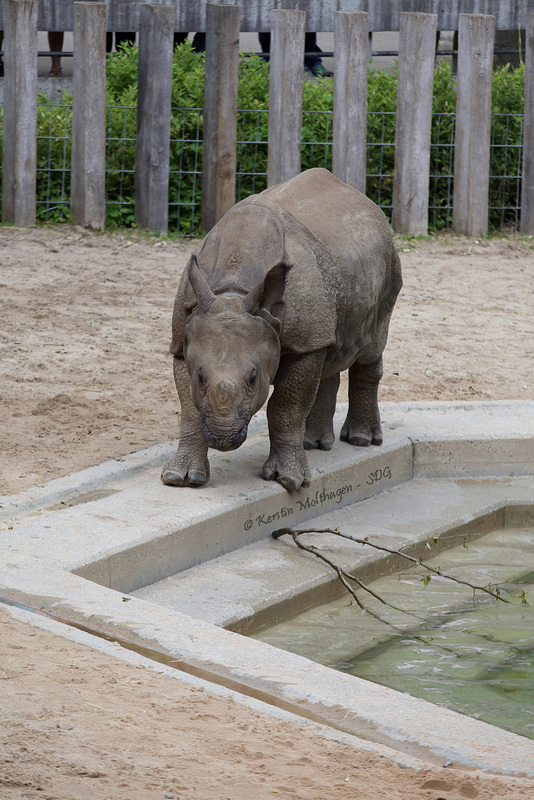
262, 451, 311, 492
340, 420, 383, 448
161, 453, 210, 487
303, 430, 335, 451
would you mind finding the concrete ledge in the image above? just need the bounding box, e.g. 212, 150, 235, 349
381, 400, 534, 478
132, 480, 534, 632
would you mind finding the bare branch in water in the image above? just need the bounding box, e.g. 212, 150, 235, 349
272, 528, 426, 632
272, 527, 513, 623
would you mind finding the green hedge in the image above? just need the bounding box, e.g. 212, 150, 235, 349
0, 41, 526, 233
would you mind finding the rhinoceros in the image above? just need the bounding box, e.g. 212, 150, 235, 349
161, 168, 402, 492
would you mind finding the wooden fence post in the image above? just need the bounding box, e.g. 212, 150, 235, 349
521, 13, 534, 234
452, 14, 495, 237
135, 3, 174, 236
71, 2, 106, 231
333, 11, 369, 194
1, 0, 37, 227
393, 11, 437, 235
267, 9, 306, 187
201, 2, 240, 232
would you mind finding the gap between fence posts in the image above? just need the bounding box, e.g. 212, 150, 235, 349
71, 2, 106, 231
521, 13, 534, 235
267, 9, 305, 187
453, 13, 495, 237
1, 0, 37, 227
135, 3, 174, 236
332, 11, 369, 194
393, 11, 437, 236
201, 2, 240, 233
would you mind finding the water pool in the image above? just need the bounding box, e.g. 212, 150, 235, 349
254, 525, 534, 738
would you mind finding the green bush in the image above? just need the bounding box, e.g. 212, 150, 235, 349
0, 43, 526, 233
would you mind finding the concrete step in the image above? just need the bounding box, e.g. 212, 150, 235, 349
132, 474, 534, 632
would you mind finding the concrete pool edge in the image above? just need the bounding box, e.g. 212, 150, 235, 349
1, 602, 433, 773
1, 401, 533, 775
1, 558, 533, 776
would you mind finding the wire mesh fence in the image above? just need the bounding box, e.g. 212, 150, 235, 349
105, 105, 136, 228
236, 107, 268, 202
429, 112, 455, 231
489, 112, 523, 232
36, 101, 71, 223
0, 100, 526, 235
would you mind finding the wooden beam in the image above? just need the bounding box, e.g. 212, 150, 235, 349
70, 2, 107, 231
1, 0, 38, 227
201, 2, 240, 232
267, 9, 305, 186
521, 13, 534, 233
452, 14, 495, 236
135, 3, 175, 235
393, 11, 437, 235
333, 11, 369, 194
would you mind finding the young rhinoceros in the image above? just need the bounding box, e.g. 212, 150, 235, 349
162, 168, 402, 492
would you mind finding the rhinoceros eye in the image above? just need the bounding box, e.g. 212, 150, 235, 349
198, 369, 204, 387
249, 368, 257, 387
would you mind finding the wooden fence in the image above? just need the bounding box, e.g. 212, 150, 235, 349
1, 0, 534, 235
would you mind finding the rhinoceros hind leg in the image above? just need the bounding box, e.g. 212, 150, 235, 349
341, 358, 383, 447
304, 373, 339, 451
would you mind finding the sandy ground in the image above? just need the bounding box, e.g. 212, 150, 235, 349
1, 224, 533, 799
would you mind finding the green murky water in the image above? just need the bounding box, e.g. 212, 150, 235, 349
253, 527, 534, 739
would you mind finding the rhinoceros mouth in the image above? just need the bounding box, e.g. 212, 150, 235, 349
202, 422, 248, 451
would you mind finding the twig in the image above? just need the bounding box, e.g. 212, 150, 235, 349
273, 526, 514, 616
272, 527, 427, 630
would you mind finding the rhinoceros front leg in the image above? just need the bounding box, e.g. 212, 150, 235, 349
304, 372, 340, 451
341, 357, 383, 447
161, 356, 210, 487
263, 351, 325, 491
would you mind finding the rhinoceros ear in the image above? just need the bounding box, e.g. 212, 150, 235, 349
188, 254, 216, 314
245, 262, 291, 315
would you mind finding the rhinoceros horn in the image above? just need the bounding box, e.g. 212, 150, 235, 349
188, 254, 217, 313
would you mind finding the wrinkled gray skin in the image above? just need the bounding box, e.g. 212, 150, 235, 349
162, 168, 402, 492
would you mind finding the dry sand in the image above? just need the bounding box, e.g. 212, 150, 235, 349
1, 224, 533, 799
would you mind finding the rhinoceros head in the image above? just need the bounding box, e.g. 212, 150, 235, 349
183, 255, 289, 452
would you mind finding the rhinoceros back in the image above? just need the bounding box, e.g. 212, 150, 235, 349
261, 168, 395, 272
